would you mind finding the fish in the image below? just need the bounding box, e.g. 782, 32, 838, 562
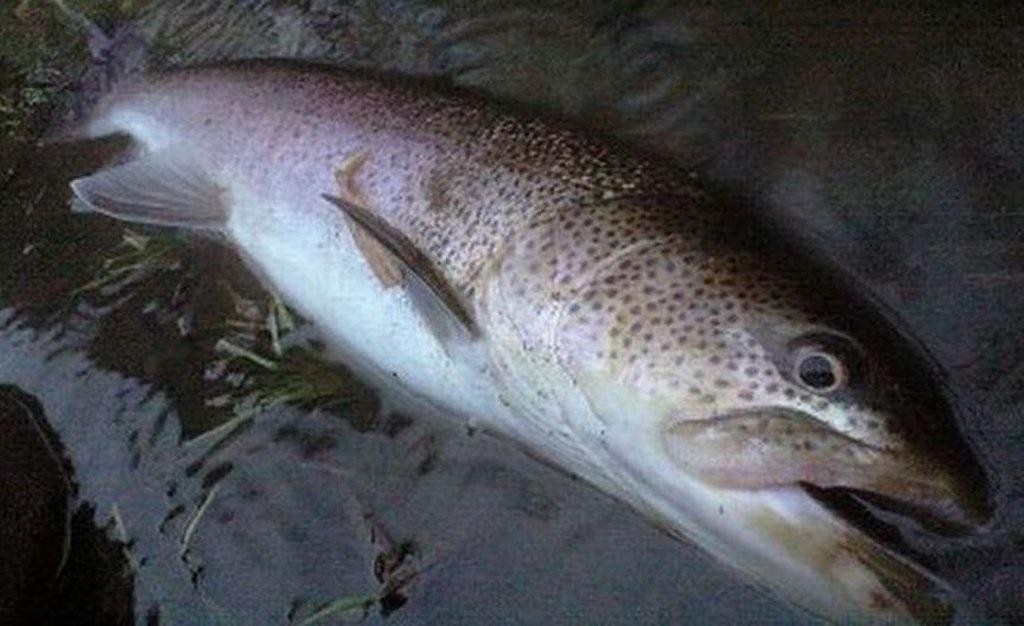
65, 59, 989, 623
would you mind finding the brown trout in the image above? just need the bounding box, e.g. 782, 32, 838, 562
67, 60, 988, 623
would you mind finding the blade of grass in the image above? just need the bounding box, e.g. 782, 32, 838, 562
298, 594, 377, 625
214, 338, 279, 371
180, 483, 221, 556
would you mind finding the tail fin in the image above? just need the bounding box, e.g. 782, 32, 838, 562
48, 0, 111, 54
40, 0, 149, 143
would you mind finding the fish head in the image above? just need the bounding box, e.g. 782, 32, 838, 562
655, 241, 990, 531
561, 201, 991, 623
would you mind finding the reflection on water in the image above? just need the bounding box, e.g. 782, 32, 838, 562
1, 1, 1023, 624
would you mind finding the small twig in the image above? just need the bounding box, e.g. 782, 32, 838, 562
214, 338, 279, 371
180, 483, 222, 556
183, 410, 252, 449
109, 503, 141, 575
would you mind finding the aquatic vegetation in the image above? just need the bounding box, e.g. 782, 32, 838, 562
0, 0, 144, 141
215, 289, 295, 361
207, 291, 365, 419
71, 228, 185, 298
0, 70, 63, 140
178, 482, 220, 557
72, 229, 365, 442
213, 343, 359, 413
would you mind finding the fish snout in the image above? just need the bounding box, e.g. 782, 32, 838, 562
830, 444, 992, 534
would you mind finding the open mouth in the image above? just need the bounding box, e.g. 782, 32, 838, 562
723, 482, 964, 624
797, 489, 958, 624
802, 481, 985, 542
664, 406, 991, 534
658, 405, 991, 623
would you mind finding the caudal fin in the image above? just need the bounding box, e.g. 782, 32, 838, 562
40, 0, 150, 144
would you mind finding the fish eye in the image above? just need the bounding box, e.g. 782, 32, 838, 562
793, 349, 847, 393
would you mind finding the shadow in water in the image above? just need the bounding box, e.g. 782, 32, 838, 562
0, 385, 134, 626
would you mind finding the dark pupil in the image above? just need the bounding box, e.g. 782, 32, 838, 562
798, 355, 836, 389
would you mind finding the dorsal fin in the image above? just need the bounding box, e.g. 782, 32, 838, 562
322, 194, 479, 343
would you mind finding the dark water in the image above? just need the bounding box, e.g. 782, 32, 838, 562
2, 2, 1023, 624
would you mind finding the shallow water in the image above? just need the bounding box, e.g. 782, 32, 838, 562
2, 2, 1023, 624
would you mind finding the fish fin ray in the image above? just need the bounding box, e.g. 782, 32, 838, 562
332, 151, 404, 286
350, 226, 406, 287
322, 193, 479, 343
70, 151, 228, 230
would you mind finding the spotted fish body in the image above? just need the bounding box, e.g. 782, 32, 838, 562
70, 60, 986, 623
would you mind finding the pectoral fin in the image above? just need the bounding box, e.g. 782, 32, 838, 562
322, 193, 478, 344
70, 150, 228, 230
332, 151, 404, 287
349, 226, 405, 287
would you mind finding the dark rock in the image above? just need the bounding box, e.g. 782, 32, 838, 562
0, 386, 71, 623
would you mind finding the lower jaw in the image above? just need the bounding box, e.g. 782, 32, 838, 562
706, 484, 953, 624
602, 457, 952, 625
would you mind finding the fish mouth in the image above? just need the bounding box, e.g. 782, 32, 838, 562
660, 406, 988, 623
663, 406, 990, 534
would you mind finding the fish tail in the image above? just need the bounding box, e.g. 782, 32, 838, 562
48, 0, 111, 53
39, 0, 150, 144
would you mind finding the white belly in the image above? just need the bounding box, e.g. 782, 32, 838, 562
225, 190, 504, 425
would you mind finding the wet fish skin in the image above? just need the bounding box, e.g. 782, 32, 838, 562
70, 59, 988, 623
